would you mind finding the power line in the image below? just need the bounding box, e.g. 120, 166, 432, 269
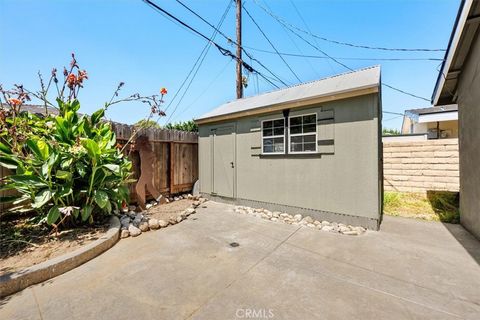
253, 0, 431, 102
242, 5, 302, 83
142, 0, 281, 90
165, 2, 232, 123
383, 110, 404, 116
255, 0, 446, 53
173, 0, 288, 87
173, 60, 233, 122
242, 46, 444, 61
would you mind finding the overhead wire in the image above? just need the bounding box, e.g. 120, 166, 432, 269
142, 0, 281, 91
255, 0, 446, 52
242, 5, 302, 83
253, 0, 431, 102
164, 1, 232, 123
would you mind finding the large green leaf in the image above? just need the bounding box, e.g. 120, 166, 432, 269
75, 162, 87, 177
94, 190, 109, 208
0, 141, 12, 154
82, 139, 100, 163
47, 206, 60, 225
0, 155, 19, 170
91, 109, 105, 126
56, 170, 72, 181
32, 189, 53, 208
103, 164, 120, 173
26, 139, 49, 161
9, 175, 47, 187
81, 204, 93, 222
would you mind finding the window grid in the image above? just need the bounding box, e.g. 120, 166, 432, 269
261, 118, 285, 154
288, 113, 317, 154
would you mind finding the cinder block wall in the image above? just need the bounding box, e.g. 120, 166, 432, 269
383, 139, 459, 193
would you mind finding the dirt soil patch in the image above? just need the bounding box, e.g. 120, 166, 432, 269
0, 216, 109, 275
147, 199, 194, 221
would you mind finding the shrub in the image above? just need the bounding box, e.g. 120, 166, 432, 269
0, 55, 166, 230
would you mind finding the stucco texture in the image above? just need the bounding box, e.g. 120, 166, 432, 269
456, 30, 480, 240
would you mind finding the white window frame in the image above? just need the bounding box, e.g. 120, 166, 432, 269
261, 117, 286, 155
288, 113, 318, 154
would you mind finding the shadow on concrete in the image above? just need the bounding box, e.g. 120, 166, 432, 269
425, 191, 480, 265
441, 222, 480, 265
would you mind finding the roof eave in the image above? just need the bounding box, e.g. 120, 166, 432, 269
195, 84, 379, 125
432, 0, 474, 105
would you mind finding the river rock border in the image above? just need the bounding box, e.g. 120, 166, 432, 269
118, 195, 207, 238
234, 206, 367, 236
0, 215, 120, 299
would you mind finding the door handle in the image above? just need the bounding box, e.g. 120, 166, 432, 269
230, 161, 234, 168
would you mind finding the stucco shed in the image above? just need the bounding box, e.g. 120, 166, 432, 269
195, 66, 383, 229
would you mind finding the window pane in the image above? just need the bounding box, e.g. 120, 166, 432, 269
263, 128, 273, 136
291, 136, 303, 143
273, 119, 284, 128
291, 143, 303, 152
303, 114, 316, 124
263, 121, 273, 129
304, 134, 316, 143
263, 138, 273, 153
304, 143, 316, 152
290, 116, 302, 126
303, 124, 316, 133
290, 125, 302, 134
273, 127, 284, 136
273, 137, 284, 152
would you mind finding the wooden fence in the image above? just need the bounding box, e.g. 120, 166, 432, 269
0, 125, 198, 211
113, 124, 198, 203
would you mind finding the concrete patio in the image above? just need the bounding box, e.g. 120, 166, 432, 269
1, 201, 479, 320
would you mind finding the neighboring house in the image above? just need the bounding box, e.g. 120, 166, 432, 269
432, 0, 480, 239
3, 103, 60, 116
195, 66, 382, 230
401, 105, 458, 139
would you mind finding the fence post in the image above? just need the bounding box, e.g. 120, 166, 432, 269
169, 141, 175, 195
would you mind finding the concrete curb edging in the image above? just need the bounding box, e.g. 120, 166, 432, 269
0, 216, 120, 299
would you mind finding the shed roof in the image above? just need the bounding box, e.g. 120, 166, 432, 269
196, 65, 380, 124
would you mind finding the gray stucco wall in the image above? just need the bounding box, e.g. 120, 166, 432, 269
456, 32, 480, 240
198, 93, 382, 229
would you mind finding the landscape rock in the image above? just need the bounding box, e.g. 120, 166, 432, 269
293, 214, 302, 222
158, 219, 168, 228
120, 229, 130, 238
176, 215, 184, 223
168, 217, 177, 225
322, 225, 334, 232
145, 203, 153, 209
120, 217, 131, 228
138, 221, 149, 232
128, 205, 137, 212
128, 224, 141, 237
307, 223, 315, 228
192, 201, 200, 207
185, 208, 196, 215
270, 217, 278, 222
148, 218, 160, 230
303, 216, 314, 223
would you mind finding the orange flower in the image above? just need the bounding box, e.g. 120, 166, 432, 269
8, 98, 22, 107
160, 87, 167, 95
78, 70, 88, 83
67, 73, 77, 87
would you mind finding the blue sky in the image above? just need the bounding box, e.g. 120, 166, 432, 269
0, 0, 460, 130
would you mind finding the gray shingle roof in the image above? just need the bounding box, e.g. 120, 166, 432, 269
196, 65, 380, 121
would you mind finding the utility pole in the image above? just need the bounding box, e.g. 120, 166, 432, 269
236, 0, 243, 99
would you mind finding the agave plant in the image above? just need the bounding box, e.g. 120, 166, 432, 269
0, 55, 166, 228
